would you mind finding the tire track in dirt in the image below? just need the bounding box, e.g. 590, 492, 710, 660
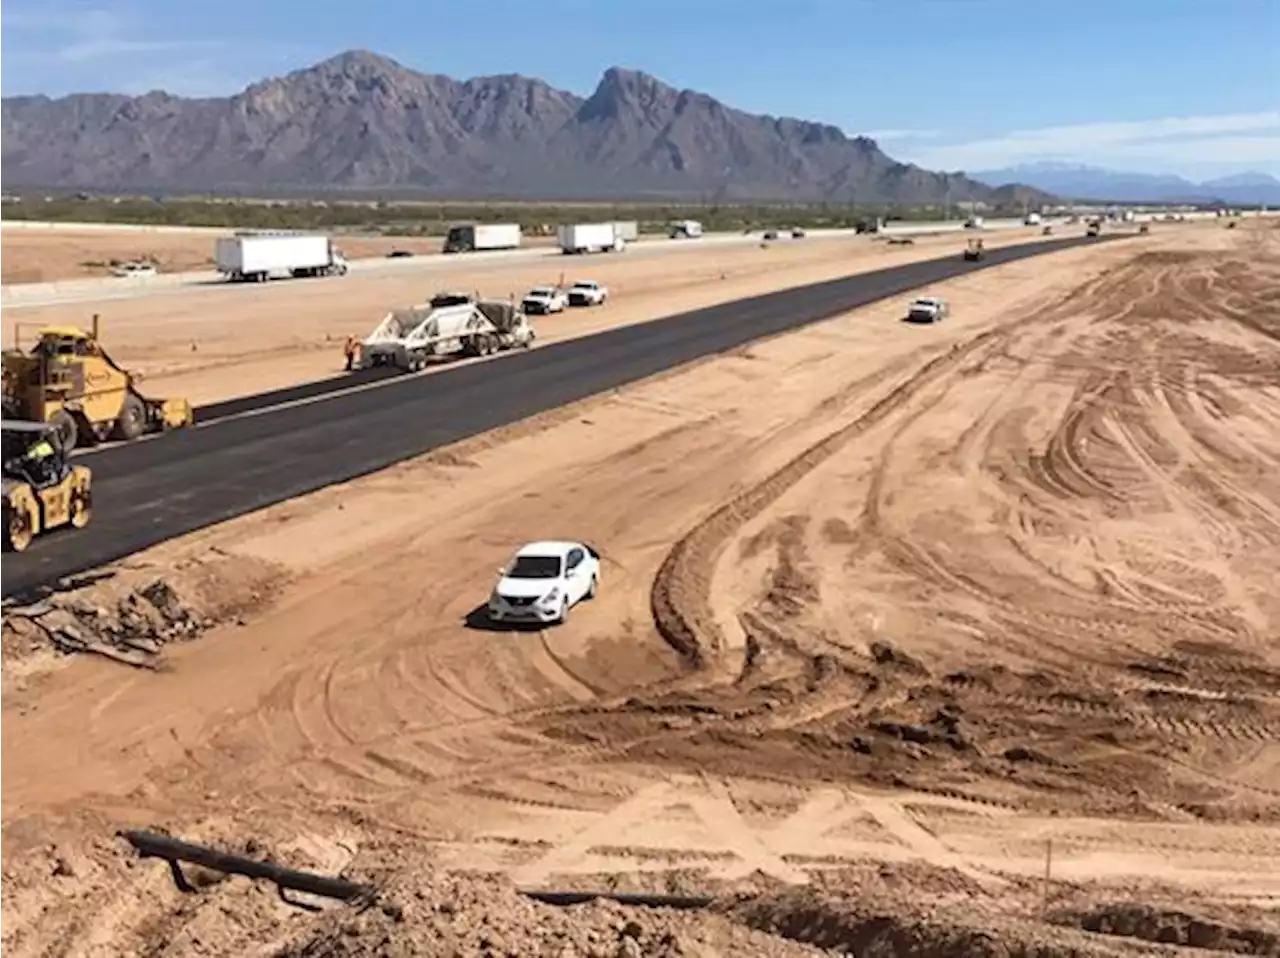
617, 236, 1280, 825
650, 327, 1018, 668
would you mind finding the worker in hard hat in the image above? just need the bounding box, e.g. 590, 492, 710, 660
343, 335, 360, 371
16, 434, 58, 486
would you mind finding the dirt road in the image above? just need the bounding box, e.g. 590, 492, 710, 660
11, 226, 1065, 406
3, 221, 1277, 956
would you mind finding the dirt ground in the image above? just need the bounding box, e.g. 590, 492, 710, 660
12, 225, 1060, 407
3, 220, 1279, 956
0, 228, 507, 284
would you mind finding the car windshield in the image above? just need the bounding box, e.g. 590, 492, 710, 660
529, 288, 552, 297
505, 555, 562, 579
572, 283, 593, 290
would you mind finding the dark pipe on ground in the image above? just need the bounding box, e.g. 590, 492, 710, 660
119, 829, 374, 902
520, 890, 716, 909
121, 830, 719, 913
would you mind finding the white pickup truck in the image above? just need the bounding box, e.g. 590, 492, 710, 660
522, 286, 569, 314
906, 296, 949, 323
567, 280, 608, 307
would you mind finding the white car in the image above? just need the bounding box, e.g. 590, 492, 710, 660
567, 280, 609, 307
906, 296, 949, 323
487, 540, 601, 625
110, 261, 157, 278
521, 286, 569, 315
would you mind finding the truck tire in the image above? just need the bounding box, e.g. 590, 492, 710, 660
50, 410, 79, 450
112, 392, 148, 441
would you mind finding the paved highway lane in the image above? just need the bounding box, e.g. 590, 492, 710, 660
2, 234, 1124, 597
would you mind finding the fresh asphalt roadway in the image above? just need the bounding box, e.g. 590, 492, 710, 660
2, 234, 1125, 597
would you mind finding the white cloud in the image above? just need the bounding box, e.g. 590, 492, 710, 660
863, 128, 942, 141
3, 4, 221, 68
903, 111, 1280, 172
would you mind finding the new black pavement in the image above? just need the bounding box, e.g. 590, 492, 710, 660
3, 235, 1121, 597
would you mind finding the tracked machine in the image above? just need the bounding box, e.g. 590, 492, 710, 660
1, 315, 194, 449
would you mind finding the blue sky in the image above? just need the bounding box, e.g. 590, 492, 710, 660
2, 0, 1277, 179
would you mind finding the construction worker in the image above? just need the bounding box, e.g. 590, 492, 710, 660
343, 335, 359, 372
20, 434, 57, 485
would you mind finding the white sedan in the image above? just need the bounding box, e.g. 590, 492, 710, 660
567, 280, 609, 307
487, 540, 601, 625
110, 261, 158, 278
521, 286, 569, 314
906, 296, 949, 323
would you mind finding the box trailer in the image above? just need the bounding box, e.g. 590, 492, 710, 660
442, 223, 522, 254
611, 220, 639, 242
557, 222, 626, 254
214, 233, 348, 283
668, 219, 703, 239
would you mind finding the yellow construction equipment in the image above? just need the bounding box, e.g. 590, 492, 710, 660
1, 314, 193, 449
2, 419, 93, 552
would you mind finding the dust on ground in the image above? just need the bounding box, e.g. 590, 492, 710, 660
4, 221, 1278, 956
546, 223, 1280, 831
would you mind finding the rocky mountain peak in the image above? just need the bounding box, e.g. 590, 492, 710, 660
0, 53, 1045, 203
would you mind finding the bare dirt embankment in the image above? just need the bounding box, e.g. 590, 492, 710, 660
11, 225, 1065, 406
3, 221, 1277, 957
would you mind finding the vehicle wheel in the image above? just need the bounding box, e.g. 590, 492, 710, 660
112, 392, 148, 441
556, 597, 570, 624
49, 410, 79, 450
586, 574, 598, 599
69, 490, 92, 528
3, 504, 33, 553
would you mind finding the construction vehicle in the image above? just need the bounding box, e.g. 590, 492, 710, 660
1, 315, 194, 450
1086, 221, 1101, 237
2, 419, 93, 552
359, 293, 535, 372
963, 238, 986, 261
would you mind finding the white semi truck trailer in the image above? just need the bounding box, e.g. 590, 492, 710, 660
557, 222, 627, 254
442, 223, 522, 254
214, 233, 348, 283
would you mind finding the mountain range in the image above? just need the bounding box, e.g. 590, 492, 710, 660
973, 162, 1280, 206
0, 50, 1046, 205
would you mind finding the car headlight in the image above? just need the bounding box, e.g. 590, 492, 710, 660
540, 587, 561, 605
